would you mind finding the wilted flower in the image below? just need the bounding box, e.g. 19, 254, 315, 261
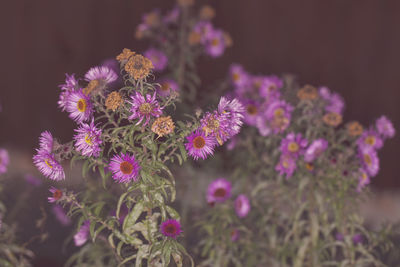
199, 5, 215, 20
151, 116, 175, 137
109, 153, 141, 183
105, 91, 123, 111
160, 219, 183, 239
207, 178, 232, 203
376, 116, 395, 139
323, 112, 342, 127
116, 48, 135, 64
128, 92, 163, 126
185, 130, 216, 160
347, 121, 363, 137
73, 120, 102, 157
124, 54, 154, 80
142, 9, 161, 28
297, 84, 318, 100
235, 194, 251, 218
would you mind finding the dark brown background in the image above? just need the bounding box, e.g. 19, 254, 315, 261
1, 0, 399, 189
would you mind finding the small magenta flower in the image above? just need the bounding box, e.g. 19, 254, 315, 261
217, 97, 245, 136
235, 194, 251, 218
128, 92, 163, 126
205, 29, 226, 58
163, 6, 180, 24
280, 133, 308, 158
258, 76, 283, 101
357, 129, 383, 151
66, 89, 93, 124
304, 138, 329, 162
185, 130, 216, 160
160, 219, 182, 239
229, 64, 249, 88
207, 178, 232, 203
352, 234, 363, 245
193, 21, 214, 44
158, 79, 179, 97
359, 148, 379, 177
48, 186, 63, 203
74, 220, 90, 246
275, 154, 297, 178
0, 149, 10, 175
73, 120, 102, 157
242, 100, 260, 126
319, 86, 345, 115
38, 131, 54, 153
52, 205, 71, 226
144, 48, 168, 72
33, 151, 65, 181
84, 66, 118, 84
262, 99, 293, 134
109, 153, 141, 183
376, 116, 395, 139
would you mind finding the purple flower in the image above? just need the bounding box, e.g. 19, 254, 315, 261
128, 92, 163, 126
235, 194, 251, 218
66, 89, 93, 124
109, 153, 141, 183
84, 66, 118, 84
280, 133, 308, 158
185, 129, 216, 160
259, 99, 293, 134
258, 76, 283, 101
24, 174, 42, 187
304, 139, 329, 162
335, 232, 344, 241
74, 220, 90, 246
376, 116, 395, 139
163, 6, 180, 24
58, 74, 79, 111
207, 178, 232, 203
144, 48, 168, 72
48, 186, 63, 203
275, 154, 297, 178
352, 234, 363, 245
242, 100, 261, 126
0, 149, 10, 175
38, 131, 54, 153
217, 97, 245, 136
357, 129, 383, 151
229, 64, 250, 89
319, 86, 345, 115
157, 79, 179, 97
73, 120, 102, 157
231, 229, 239, 241
33, 151, 65, 181
160, 219, 182, 239
226, 136, 238, 151
357, 168, 370, 192
52, 205, 72, 226
193, 21, 214, 44
359, 147, 379, 177
205, 29, 226, 58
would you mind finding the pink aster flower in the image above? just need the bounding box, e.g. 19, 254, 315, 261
144, 48, 168, 72
185, 129, 216, 160
24, 174, 42, 187
73, 120, 102, 157
304, 138, 329, 162
319, 86, 345, 115
258, 76, 283, 101
33, 150, 65, 181
58, 74, 79, 111
38, 131, 54, 153
66, 89, 93, 124
242, 100, 261, 126
84, 66, 118, 84
0, 149, 10, 175
205, 29, 226, 58
258, 99, 293, 134
128, 92, 163, 126
217, 97, 245, 136
376, 116, 395, 139
163, 6, 180, 24
357, 129, 383, 151
230, 64, 250, 89
280, 133, 308, 158
193, 21, 214, 44
52, 205, 72, 226
109, 153, 141, 183
275, 154, 297, 178
48, 186, 63, 203
157, 79, 179, 97
359, 147, 379, 177
160, 219, 182, 239
235, 194, 251, 218
74, 220, 90, 246
357, 168, 370, 192
207, 178, 232, 203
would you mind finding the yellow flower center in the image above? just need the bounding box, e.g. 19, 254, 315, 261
77, 99, 87, 112
208, 118, 220, 131
193, 136, 206, 149
139, 103, 152, 114
120, 161, 133, 175
45, 159, 53, 169
282, 159, 290, 168
363, 154, 372, 166
274, 108, 284, 117
365, 136, 376, 146
84, 134, 93, 146
362, 173, 368, 181
288, 142, 299, 153
232, 73, 240, 82
211, 38, 219, 47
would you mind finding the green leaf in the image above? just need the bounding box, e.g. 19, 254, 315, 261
123, 201, 144, 233
165, 206, 180, 220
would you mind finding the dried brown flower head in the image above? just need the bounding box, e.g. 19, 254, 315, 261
188, 31, 201, 45
223, 32, 233, 47
125, 54, 154, 80
177, 0, 194, 7
116, 48, 135, 63
199, 5, 215, 20
151, 116, 175, 137
105, 91, 123, 111
82, 80, 100, 95
144, 11, 161, 27
346, 121, 363, 137
323, 112, 342, 127
297, 84, 318, 100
